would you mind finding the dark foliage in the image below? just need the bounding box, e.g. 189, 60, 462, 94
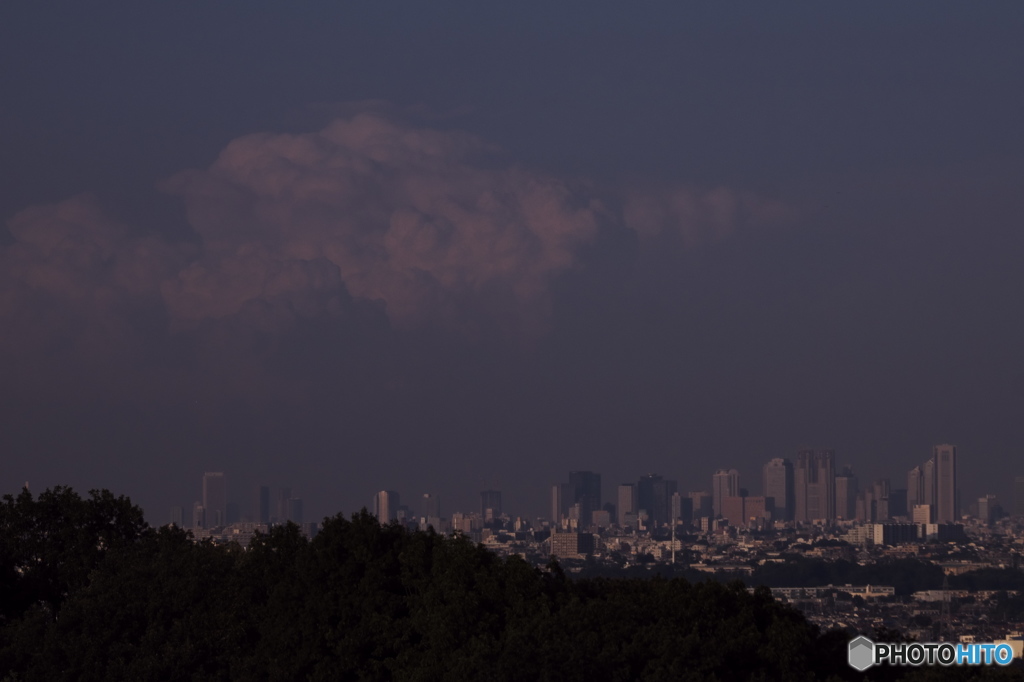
1, 488, 1022, 681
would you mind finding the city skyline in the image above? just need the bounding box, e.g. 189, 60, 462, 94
158, 442, 1019, 529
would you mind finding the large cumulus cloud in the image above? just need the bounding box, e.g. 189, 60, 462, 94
162, 113, 605, 335
0, 110, 793, 407
0, 193, 184, 361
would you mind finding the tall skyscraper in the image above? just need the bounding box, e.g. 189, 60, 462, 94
192, 501, 205, 529
636, 474, 678, 527
794, 450, 835, 522
872, 478, 891, 521
551, 484, 562, 525
689, 491, 713, 520
907, 465, 924, 511
762, 458, 794, 522
480, 490, 502, 520
671, 492, 693, 525
373, 490, 399, 523
421, 493, 441, 520
568, 471, 602, 525
652, 478, 678, 526
1015, 477, 1024, 517
255, 485, 270, 524
637, 474, 661, 522
202, 472, 227, 528
711, 469, 739, 519
978, 495, 998, 524
934, 443, 957, 523
276, 487, 292, 524
921, 458, 936, 509
287, 498, 304, 524
834, 466, 858, 521
889, 489, 908, 518
552, 472, 602, 527
617, 483, 637, 526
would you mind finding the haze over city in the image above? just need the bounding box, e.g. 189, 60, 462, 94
3, 4, 1024, 524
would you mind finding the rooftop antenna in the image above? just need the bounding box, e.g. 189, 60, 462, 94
940, 573, 951, 642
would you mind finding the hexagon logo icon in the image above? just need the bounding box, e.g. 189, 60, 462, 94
848, 636, 874, 671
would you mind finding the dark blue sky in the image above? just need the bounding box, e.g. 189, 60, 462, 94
2, 3, 1023, 522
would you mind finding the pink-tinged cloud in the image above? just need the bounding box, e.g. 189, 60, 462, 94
624, 185, 795, 248
163, 113, 603, 334
0, 111, 796, 407
0, 194, 181, 333
0, 194, 334, 408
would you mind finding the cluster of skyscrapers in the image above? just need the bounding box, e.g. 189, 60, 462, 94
171, 473, 305, 530
907, 444, 958, 523
180, 444, 1024, 536
540, 446, 964, 532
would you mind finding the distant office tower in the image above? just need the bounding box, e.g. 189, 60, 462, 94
834, 466, 858, 520
480, 490, 502, 519
170, 506, 184, 527
711, 469, 739, 519
552, 473, 602, 527
912, 504, 932, 525
921, 458, 936, 508
872, 478, 891, 521
889, 489, 908, 518
934, 444, 957, 523
421, 493, 441, 519
1015, 477, 1024, 517
763, 458, 794, 522
637, 474, 678, 527
855, 489, 871, 523
658, 479, 679, 524
277, 487, 292, 523
909, 448, 946, 522
689, 491, 713, 520
373, 490, 400, 523
255, 485, 270, 524
451, 512, 473, 534
978, 495, 998, 524
591, 509, 611, 529
568, 471, 602, 525
287, 498, 304, 524
814, 450, 836, 521
721, 495, 774, 528
202, 472, 227, 528
907, 465, 924, 511
671, 492, 692, 525
617, 483, 637, 526
637, 474, 661, 524
794, 450, 835, 522
192, 501, 205, 529
551, 484, 562, 525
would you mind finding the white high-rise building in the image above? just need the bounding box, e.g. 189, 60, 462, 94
373, 490, 400, 523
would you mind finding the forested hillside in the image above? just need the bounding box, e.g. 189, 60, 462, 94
1, 488, 1019, 681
